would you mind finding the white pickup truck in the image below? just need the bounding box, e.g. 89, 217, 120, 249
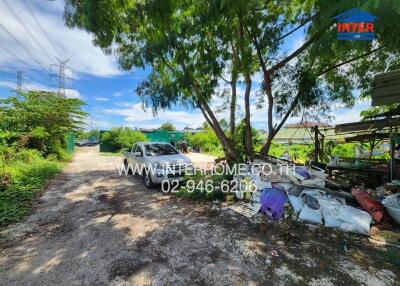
122, 141, 192, 188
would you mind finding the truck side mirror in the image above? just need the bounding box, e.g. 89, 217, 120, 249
135, 151, 142, 157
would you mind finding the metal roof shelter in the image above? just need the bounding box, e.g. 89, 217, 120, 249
272, 121, 337, 144
329, 69, 400, 181
372, 69, 400, 106
335, 117, 400, 134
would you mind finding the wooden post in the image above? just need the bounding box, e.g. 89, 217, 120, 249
314, 126, 319, 163
389, 116, 394, 181
320, 134, 325, 162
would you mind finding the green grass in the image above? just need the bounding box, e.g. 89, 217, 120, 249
0, 157, 64, 228
378, 246, 400, 268
177, 172, 232, 201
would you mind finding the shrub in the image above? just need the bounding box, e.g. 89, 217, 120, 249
0, 155, 63, 227
101, 127, 147, 151
53, 144, 73, 162
13, 149, 42, 163
187, 128, 220, 154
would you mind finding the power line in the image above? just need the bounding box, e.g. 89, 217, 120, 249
2, 0, 55, 63
0, 21, 48, 71
0, 64, 12, 72
0, 45, 46, 77
22, 0, 62, 59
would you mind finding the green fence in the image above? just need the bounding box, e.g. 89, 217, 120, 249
66, 132, 75, 154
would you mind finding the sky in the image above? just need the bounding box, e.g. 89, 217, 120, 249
0, 0, 372, 131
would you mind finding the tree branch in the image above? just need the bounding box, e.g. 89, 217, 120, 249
268, 30, 324, 74
219, 74, 231, 84
273, 12, 319, 44
317, 47, 382, 77
273, 92, 301, 137
245, 26, 267, 74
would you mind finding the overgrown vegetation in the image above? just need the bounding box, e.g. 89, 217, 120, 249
187, 128, 361, 164
0, 91, 86, 227
187, 121, 263, 159
187, 126, 222, 155
0, 149, 63, 227
101, 127, 147, 151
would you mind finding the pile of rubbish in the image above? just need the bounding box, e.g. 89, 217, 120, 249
227, 159, 400, 242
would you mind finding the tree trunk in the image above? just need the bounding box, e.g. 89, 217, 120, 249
199, 101, 239, 162
260, 132, 274, 155
260, 88, 302, 155
244, 74, 254, 161
238, 16, 255, 161
229, 41, 238, 137
260, 72, 275, 155
229, 80, 236, 137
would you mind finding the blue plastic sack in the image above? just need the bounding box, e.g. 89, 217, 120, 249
260, 186, 287, 220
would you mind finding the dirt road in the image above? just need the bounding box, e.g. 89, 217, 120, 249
0, 147, 398, 285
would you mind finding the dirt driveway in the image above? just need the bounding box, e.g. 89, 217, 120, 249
0, 147, 399, 285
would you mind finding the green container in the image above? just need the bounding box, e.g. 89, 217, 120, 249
99, 130, 119, 153
146, 130, 185, 146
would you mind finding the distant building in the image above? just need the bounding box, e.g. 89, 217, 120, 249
269, 121, 336, 145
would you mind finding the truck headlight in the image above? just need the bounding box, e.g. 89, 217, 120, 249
155, 163, 164, 171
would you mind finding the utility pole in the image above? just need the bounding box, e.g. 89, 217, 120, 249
16, 70, 22, 92
314, 125, 319, 163
50, 58, 73, 97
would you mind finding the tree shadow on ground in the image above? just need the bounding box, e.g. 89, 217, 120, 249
0, 167, 399, 285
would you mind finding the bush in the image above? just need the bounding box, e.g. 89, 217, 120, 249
102, 127, 147, 151
187, 128, 221, 154
0, 155, 63, 227
53, 144, 73, 162
187, 121, 262, 160
13, 149, 42, 163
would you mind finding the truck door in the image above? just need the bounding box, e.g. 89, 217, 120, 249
133, 144, 144, 168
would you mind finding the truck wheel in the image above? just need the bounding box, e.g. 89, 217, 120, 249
124, 160, 132, 175
143, 170, 154, 188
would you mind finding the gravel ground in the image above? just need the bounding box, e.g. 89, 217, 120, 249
0, 147, 399, 286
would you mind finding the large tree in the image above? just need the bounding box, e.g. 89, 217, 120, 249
65, 0, 400, 160
0, 91, 86, 153
159, 122, 176, 131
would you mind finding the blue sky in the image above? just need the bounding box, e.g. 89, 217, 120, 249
0, 0, 371, 131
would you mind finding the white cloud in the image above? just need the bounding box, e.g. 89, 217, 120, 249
94, 97, 110, 102
0, 79, 83, 100
64, 88, 82, 99
84, 116, 113, 130
112, 90, 124, 97
114, 101, 131, 107
0, 0, 122, 77
103, 103, 205, 130
0, 79, 49, 91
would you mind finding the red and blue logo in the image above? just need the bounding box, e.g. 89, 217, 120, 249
334, 8, 377, 41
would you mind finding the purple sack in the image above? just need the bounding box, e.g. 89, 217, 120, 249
260, 185, 287, 220
295, 167, 312, 180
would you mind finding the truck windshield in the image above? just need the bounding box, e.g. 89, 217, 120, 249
145, 144, 178, 156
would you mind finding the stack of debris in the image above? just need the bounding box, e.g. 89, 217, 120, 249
227, 159, 400, 243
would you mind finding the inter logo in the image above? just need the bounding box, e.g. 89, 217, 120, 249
334, 8, 377, 41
